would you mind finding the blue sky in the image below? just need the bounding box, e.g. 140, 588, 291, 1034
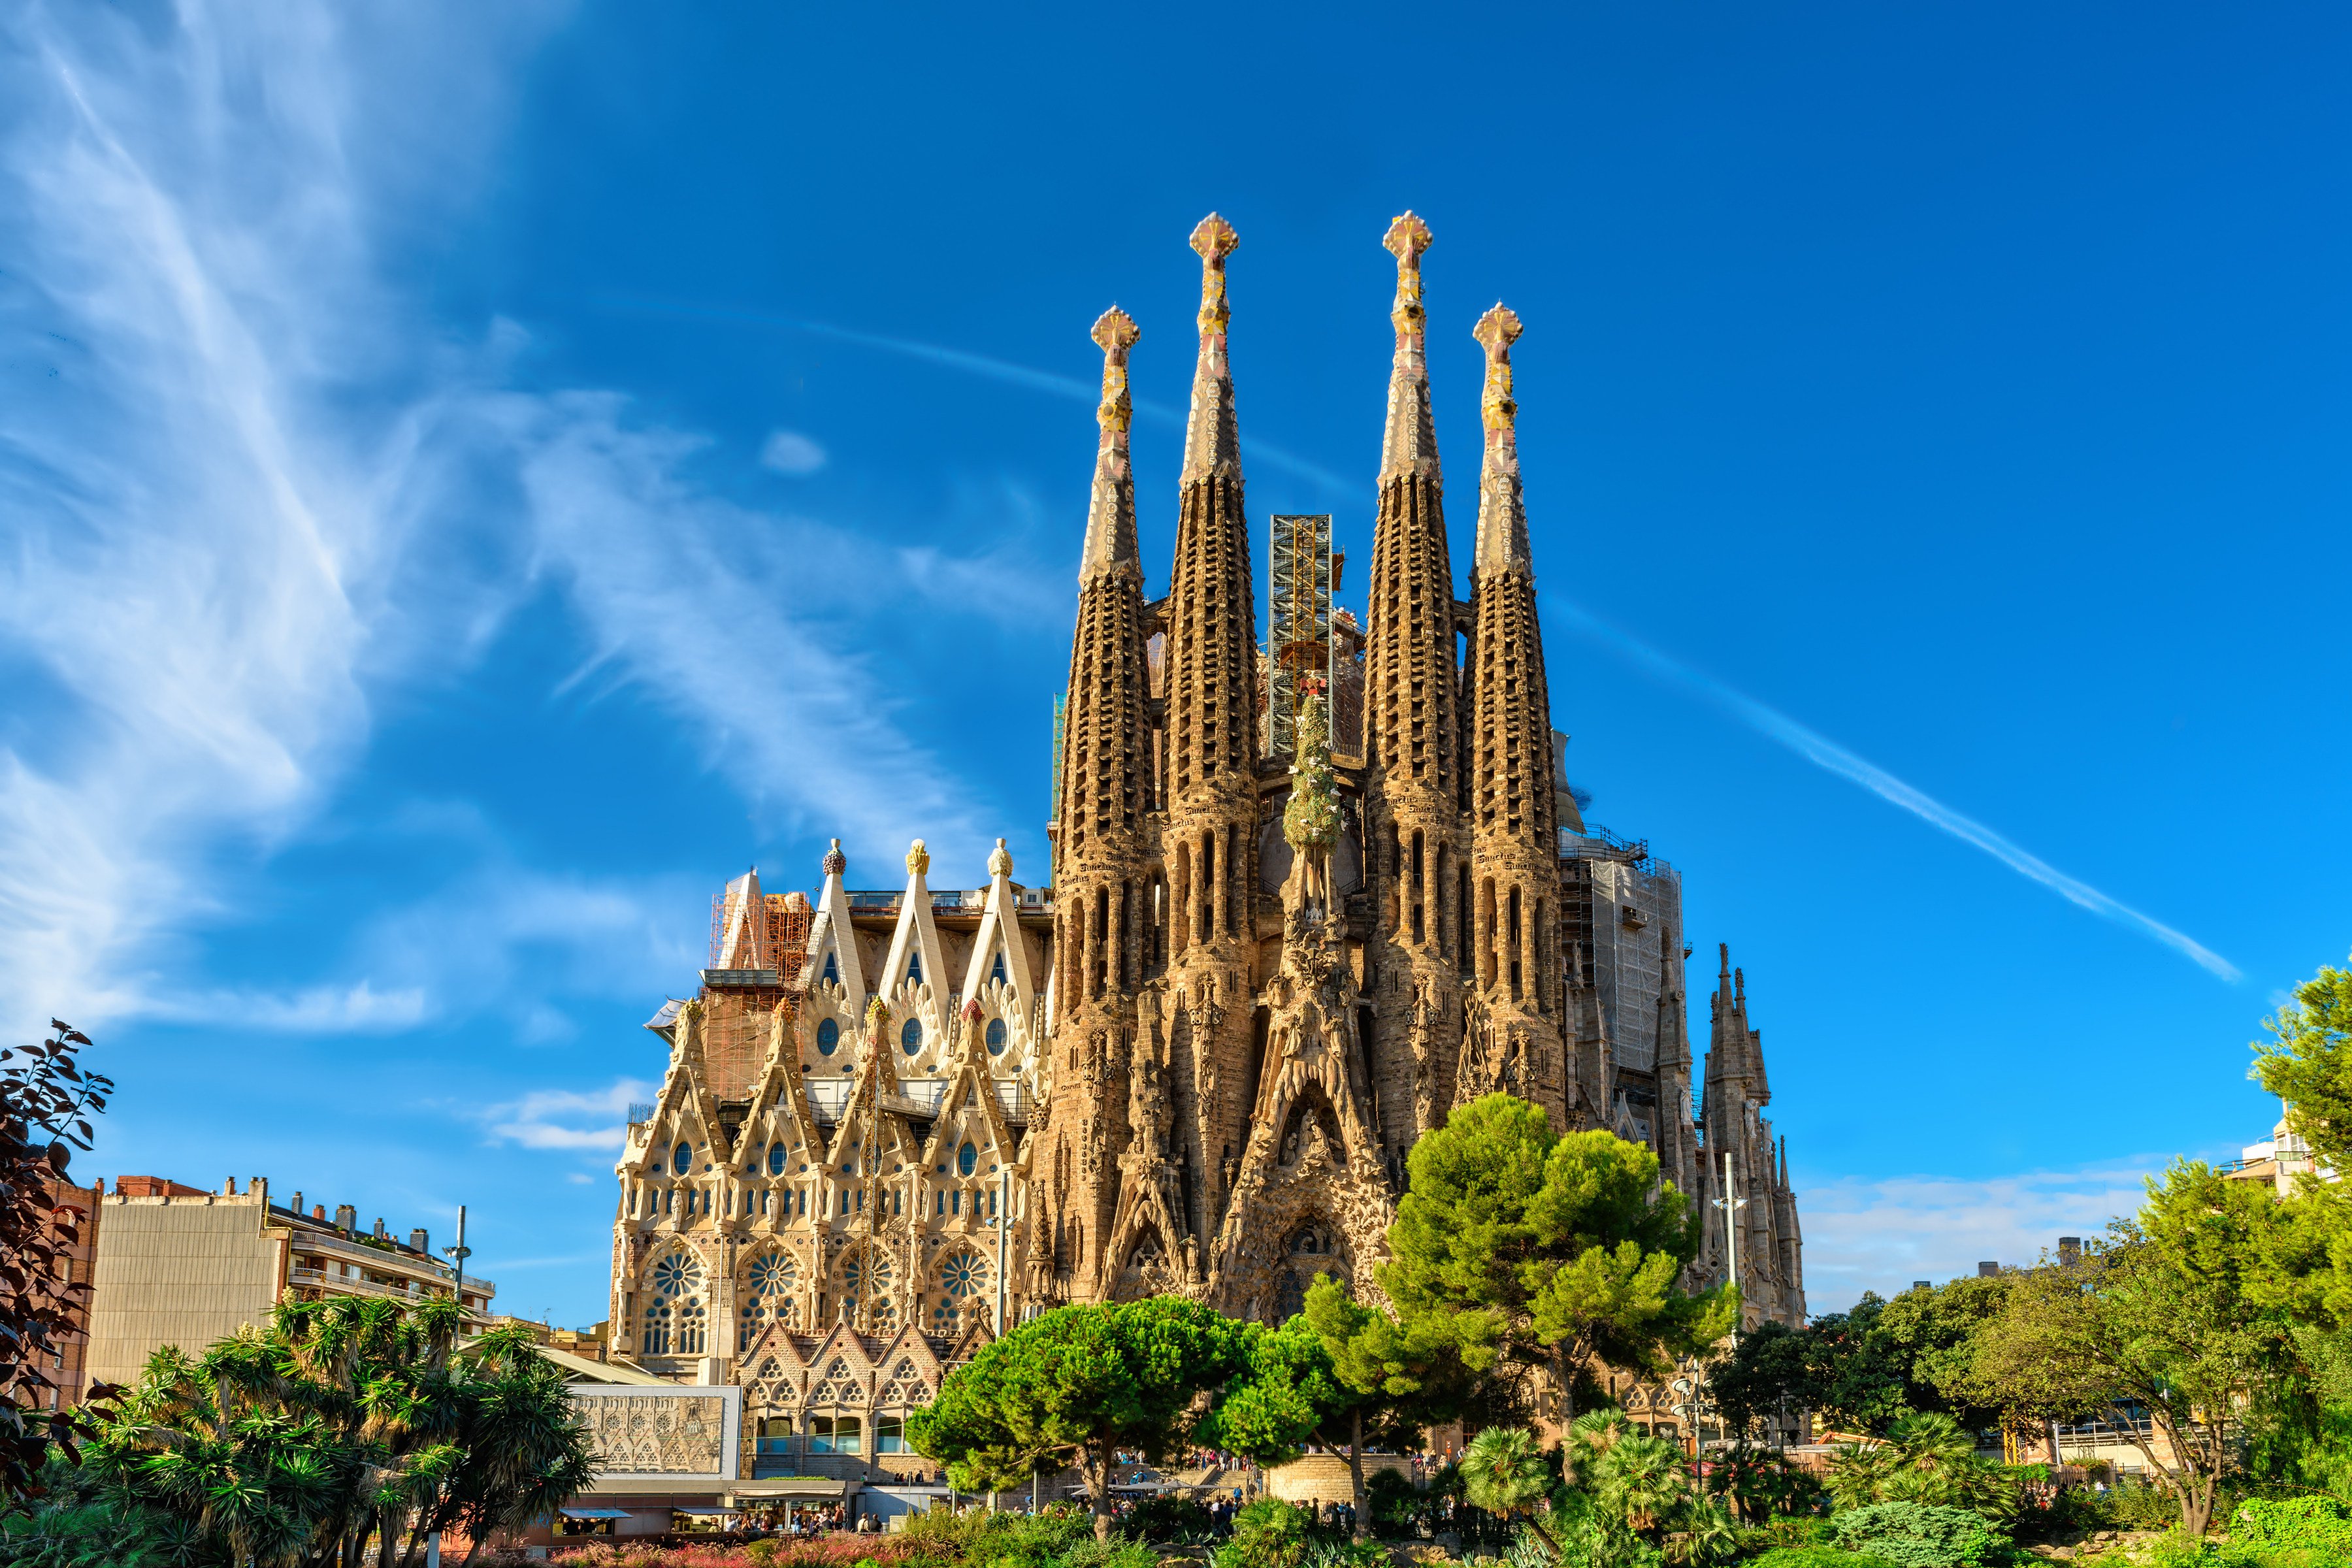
5, 1, 2349, 1327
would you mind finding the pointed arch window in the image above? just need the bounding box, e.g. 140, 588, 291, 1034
907, 951, 923, 984
821, 951, 839, 985
990, 948, 1008, 985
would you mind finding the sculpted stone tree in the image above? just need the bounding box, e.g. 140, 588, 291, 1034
1382, 1094, 1731, 1423
909, 1296, 1247, 1541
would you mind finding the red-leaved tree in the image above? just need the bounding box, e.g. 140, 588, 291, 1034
1, 1020, 114, 1502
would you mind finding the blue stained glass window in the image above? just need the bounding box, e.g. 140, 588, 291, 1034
767, 1141, 787, 1176
990, 950, 1008, 985
901, 1019, 923, 1054
816, 1018, 840, 1055
907, 952, 923, 983
985, 1019, 1007, 1054
957, 1141, 978, 1177
821, 952, 838, 984
673, 1142, 693, 1176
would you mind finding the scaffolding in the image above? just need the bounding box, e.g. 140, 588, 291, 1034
1266, 513, 1333, 764
706, 890, 815, 983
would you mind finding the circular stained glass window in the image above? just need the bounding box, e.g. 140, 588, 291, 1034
816, 1018, 840, 1055
651, 1251, 704, 1299
767, 1141, 787, 1176
957, 1141, 979, 1177
747, 1251, 798, 1297
939, 1250, 985, 1298
985, 1019, 1006, 1054
672, 1141, 693, 1176
901, 1019, 923, 1054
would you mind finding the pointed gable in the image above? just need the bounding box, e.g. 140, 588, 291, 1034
805, 840, 868, 1009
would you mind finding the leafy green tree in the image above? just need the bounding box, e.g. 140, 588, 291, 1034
1382, 1095, 1731, 1422
1870, 1277, 2012, 1431
41, 1294, 592, 1568
2253, 954, 2352, 1169
1968, 1163, 2297, 1536
1702, 1321, 1818, 1441
1459, 1425, 1561, 1556
1200, 1277, 1487, 1541
909, 1297, 1247, 1541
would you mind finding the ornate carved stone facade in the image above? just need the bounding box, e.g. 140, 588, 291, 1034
609, 215, 1806, 1465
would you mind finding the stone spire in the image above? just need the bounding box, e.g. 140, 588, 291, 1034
1043, 309, 1158, 1307
1463, 302, 1565, 1124
1160, 213, 1262, 1277
1379, 212, 1441, 484
1079, 308, 1142, 583
1055, 310, 1155, 863
1363, 212, 1468, 1145
1181, 214, 1243, 485
1473, 304, 1533, 577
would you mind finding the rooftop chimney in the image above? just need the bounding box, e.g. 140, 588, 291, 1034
1912, 1281, 1931, 1292
291, 1192, 303, 1215
409, 1228, 430, 1254
372, 1218, 388, 1240
2058, 1236, 2082, 1267
312, 1204, 326, 1220
335, 1204, 357, 1231
1977, 1261, 1999, 1277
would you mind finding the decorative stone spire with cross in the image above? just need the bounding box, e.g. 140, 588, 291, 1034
1473, 303, 1531, 578
1181, 213, 1242, 485
1380, 211, 1440, 483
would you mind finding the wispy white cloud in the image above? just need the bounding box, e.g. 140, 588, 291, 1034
140, 981, 429, 1034
759, 429, 827, 475
479, 1077, 654, 1152
1548, 599, 2241, 983
1797, 1156, 2181, 1312
0, 4, 1011, 1038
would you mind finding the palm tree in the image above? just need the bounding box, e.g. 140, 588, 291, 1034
1460, 1426, 1562, 1558
1592, 1432, 1690, 1535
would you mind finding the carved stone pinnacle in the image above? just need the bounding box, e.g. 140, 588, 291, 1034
1190, 212, 1239, 265
1092, 306, 1139, 433
1474, 302, 1523, 355
1191, 214, 1239, 338
1383, 211, 1433, 267
1091, 306, 1140, 356
1476, 303, 1523, 431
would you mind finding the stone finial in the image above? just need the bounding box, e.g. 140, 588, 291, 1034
987, 837, 1013, 879
1474, 304, 1524, 433
1384, 212, 1433, 348
1471, 304, 1532, 577
1190, 213, 1239, 338
1182, 214, 1244, 486
1080, 309, 1143, 583
1092, 308, 1139, 433
906, 838, 930, 877
823, 838, 846, 877
1380, 212, 1442, 484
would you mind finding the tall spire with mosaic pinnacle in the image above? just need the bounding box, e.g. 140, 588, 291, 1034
1362, 211, 1469, 1147
1460, 304, 1571, 1126
1040, 306, 1152, 1304
1156, 213, 1262, 1284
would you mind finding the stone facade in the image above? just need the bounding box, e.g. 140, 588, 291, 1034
608, 214, 1806, 1465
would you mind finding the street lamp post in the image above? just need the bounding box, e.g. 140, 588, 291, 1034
443, 1205, 471, 1319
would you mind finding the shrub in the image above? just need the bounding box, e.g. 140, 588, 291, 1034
1828, 1504, 2005, 1568
1748, 1550, 1901, 1568
1125, 1494, 1217, 1542
1218, 1499, 1322, 1568
2230, 1497, 2352, 1558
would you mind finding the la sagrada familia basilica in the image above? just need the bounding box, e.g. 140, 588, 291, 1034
611, 214, 1806, 1474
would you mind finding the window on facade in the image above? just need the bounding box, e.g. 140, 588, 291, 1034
822, 952, 839, 985
876, 1414, 906, 1454
985, 1019, 1006, 1054
757, 1416, 794, 1454
990, 949, 1008, 985
951, 1190, 961, 1215
907, 952, 923, 983
957, 1141, 978, 1177
768, 1141, 787, 1176
672, 1141, 693, 1176
817, 1018, 840, 1055
811, 1414, 862, 1454
901, 1019, 923, 1054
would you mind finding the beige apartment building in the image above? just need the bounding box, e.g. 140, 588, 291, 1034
86, 1175, 497, 1389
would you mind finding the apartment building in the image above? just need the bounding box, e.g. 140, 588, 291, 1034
86, 1175, 497, 1389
